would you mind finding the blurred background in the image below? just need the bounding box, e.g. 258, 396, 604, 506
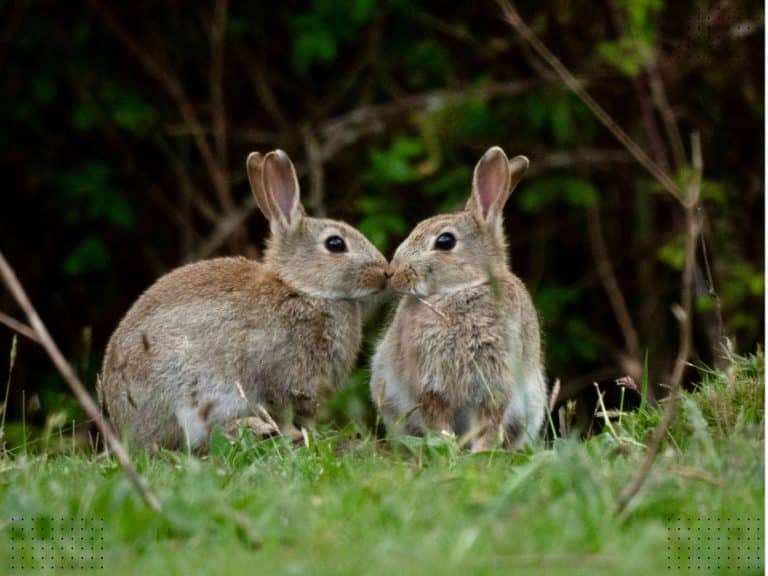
0, 0, 763, 444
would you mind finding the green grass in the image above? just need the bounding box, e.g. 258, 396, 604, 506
0, 353, 763, 575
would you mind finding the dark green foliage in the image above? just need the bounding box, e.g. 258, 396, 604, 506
0, 0, 762, 434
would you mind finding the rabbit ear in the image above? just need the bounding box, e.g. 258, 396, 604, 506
262, 149, 305, 230
246, 152, 277, 220
467, 147, 529, 224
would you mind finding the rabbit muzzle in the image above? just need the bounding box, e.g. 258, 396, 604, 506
389, 263, 423, 294
357, 261, 390, 294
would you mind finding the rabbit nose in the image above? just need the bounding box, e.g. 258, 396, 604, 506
384, 269, 393, 279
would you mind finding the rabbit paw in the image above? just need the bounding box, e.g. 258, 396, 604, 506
225, 416, 280, 439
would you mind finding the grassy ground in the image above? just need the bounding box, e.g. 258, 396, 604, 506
0, 353, 763, 575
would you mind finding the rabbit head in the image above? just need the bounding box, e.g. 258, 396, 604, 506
389, 147, 529, 296
247, 149, 388, 299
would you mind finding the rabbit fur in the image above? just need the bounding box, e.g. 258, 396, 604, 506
100, 150, 389, 450
370, 147, 546, 451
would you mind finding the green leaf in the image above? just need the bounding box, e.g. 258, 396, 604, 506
57, 163, 135, 229
290, 0, 376, 73
365, 138, 426, 184
72, 105, 100, 131
596, 0, 661, 77
293, 29, 338, 73
518, 177, 598, 212
63, 236, 110, 276
657, 237, 685, 270
563, 179, 599, 206
101, 85, 157, 134
534, 285, 581, 320
550, 98, 572, 143
402, 40, 452, 88
32, 77, 57, 103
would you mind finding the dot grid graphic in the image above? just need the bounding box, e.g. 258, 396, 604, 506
666, 516, 763, 573
8, 516, 105, 572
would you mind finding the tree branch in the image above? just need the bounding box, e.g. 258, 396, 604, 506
210, 0, 229, 170
496, 0, 684, 202
302, 126, 326, 217
587, 204, 641, 365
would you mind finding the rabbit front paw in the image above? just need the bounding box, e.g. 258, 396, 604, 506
224, 415, 281, 439
418, 391, 454, 435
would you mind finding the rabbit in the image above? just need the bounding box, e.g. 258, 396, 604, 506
370, 146, 546, 452
99, 149, 389, 451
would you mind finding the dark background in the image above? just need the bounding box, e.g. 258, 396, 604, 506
0, 0, 763, 442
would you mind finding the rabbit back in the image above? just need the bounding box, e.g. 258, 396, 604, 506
101, 256, 362, 449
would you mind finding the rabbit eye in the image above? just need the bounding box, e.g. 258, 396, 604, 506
434, 232, 456, 251
324, 235, 347, 253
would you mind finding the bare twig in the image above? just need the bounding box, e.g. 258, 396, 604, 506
189, 144, 624, 259
698, 219, 729, 360
593, 382, 619, 439
671, 465, 722, 486
320, 79, 539, 161
615, 133, 702, 516
169, 79, 545, 152
496, 0, 684, 202
238, 53, 290, 129
0, 311, 40, 343
302, 125, 326, 217
548, 378, 561, 413
587, 204, 641, 365
0, 251, 161, 511
647, 66, 687, 170
603, 0, 671, 172
527, 148, 631, 175
188, 161, 309, 261
210, 0, 229, 169
186, 196, 257, 262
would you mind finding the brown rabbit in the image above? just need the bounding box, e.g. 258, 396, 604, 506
370, 147, 546, 451
100, 150, 389, 451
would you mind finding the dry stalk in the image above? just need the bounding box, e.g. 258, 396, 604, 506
587, 204, 641, 365
0, 251, 161, 511
496, 0, 684, 202
615, 133, 703, 515
0, 311, 40, 344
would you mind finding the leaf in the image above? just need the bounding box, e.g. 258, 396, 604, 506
63, 236, 110, 276
424, 165, 472, 210
32, 77, 57, 103
518, 177, 597, 212
72, 105, 100, 131
293, 29, 338, 73
57, 163, 135, 229
402, 40, 452, 88
657, 237, 685, 270
365, 138, 426, 184
550, 97, 572, 143
101, 84, 157, 134
533, 285, 581, 320
563, 179, 598, 206
291, 0, 376, 74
